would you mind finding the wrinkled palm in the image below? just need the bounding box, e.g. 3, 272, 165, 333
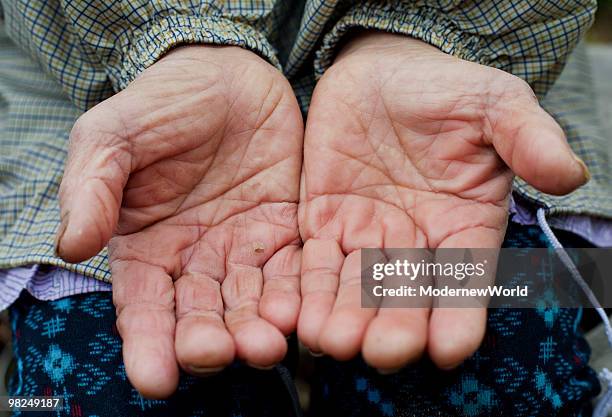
56, 46, 304, 398
298, 33, 588, 371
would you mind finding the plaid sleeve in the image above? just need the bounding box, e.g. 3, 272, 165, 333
61, 1, 280, 91
314, 0, 597, 96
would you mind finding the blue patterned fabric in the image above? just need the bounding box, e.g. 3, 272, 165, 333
7, 223, 600, 417
308, 222, 600, 417
8, 293, 301, 417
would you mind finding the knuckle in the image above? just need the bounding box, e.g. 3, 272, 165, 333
69, 102, 126, 147
508, 76, 537, 101
69, 112, 98, 144
491, 72, 537, 105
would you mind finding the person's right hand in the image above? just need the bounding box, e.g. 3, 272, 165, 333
55, 46, 304, 398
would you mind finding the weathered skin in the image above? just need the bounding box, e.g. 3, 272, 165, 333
56, 34, 588, 398
297, 33, 589, 372
56, 46, 304, 398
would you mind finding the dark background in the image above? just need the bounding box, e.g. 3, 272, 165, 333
591, 0, 612, 42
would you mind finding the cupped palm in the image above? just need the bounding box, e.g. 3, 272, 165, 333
56, 46, 304, 397
298, 33, 588, 371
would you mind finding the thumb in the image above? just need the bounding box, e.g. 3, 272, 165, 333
487, 87, 590, 196
55, 109, 131, 263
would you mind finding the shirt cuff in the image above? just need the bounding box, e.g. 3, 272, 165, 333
110, 14, 280, 90
314, 2, 488, 78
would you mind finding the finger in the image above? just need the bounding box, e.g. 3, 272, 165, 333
111, 259, 178, 399
297, 239, 344, 353
362, 229, 432, 372
174, 272, 235, 375
223, 263, 287, 368
363, 273, 431, 370
56, 111, 131, 263
429, 307, 488, 370
427, 229, 499, 370
488, 87, 589, 195
260, 245, 302, 336
363, 308, 429, 372
318, 250, 377, 361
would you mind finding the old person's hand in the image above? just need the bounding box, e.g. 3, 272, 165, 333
56, 46, 303, 398
297, 32, 589, 371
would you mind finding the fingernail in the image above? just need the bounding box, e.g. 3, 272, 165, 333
308, 349, 324, 357
573, 154, 591, 184
376, 367, 402, 375
187, 365, 224, 376
54, 211, 69, 258
247, 363, 276, 371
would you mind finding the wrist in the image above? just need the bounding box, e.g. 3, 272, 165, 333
160, 44, 262, 66
334, 30, 448, 65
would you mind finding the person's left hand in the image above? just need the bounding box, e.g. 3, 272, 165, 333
297, 32, 589, 371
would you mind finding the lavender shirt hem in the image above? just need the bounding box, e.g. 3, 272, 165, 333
509, 195, 612, 247
0, 264, 111, 311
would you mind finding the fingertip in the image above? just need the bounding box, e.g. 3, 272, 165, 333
318, 310, 368, 361
53, 210, 69, 257
525, 147, 589, 196
570, 154, 591, 189
234, 319, 287, 368
175, 317, 235, 374
428, 341, 469, 370
260, 291, 300, 336
123, 341, 179, 399
427, 308, 486, 370
56, 211, 110, 263
362, 315, 427, 370
492, 104, 588, 196
128, 364, 179, 399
